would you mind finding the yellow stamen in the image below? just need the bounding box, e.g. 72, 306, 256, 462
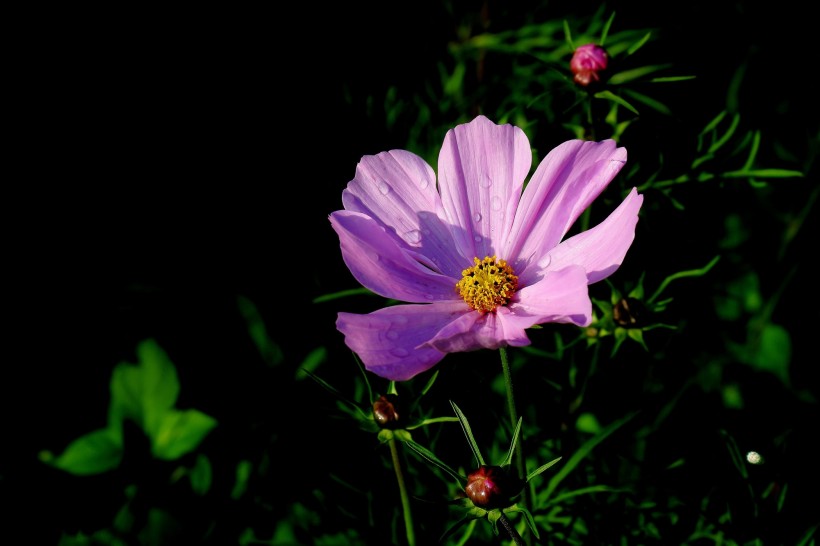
456, 256, 518, 314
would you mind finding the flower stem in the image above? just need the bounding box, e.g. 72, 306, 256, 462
388, 437, 416, 546
498, 512, 526, 546
499, 347, 532, 546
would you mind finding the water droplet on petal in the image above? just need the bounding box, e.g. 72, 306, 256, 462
424, 293, 435, 300
474, 235, 482, 243
473, 212, 482, 223
419, 178, 429, 190
390, 347, 409, 358
491, 196, 503, 211
366, 249, 380, 262
392, 315, 409, 325
378, 181, 391, 195
479, 174, 492, 188
405, 230, 421, 244
537, 254, 552, 268
386, 330, 399, 341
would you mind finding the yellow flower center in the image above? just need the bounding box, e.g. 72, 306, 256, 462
456, 256, 518, 314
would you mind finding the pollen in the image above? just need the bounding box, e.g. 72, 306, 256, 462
456, 256, 518, 314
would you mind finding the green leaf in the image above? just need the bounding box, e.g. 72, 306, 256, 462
231, 459, 253, 500
296, 347, 327, 379
746, 323, 791, 384
311, 287, 374, 303
708, 112, 740, 153
621, 88, 672, 115
450, 401, 485, 466
626, 31, 651, 55
151, 409, 218, 460
501, 417, 522, 467
40, 428, 122, 476
404, 439, 465, 484
722, 168, 804, 179
593, 90, 639, 115
543, 411, 638, 500
237, 295, 284, 367
607, 64, 672, 85
188, 454, 213, 495
109, 339, 180, 437
526, 456, 562, 483
406, 416, 460, 430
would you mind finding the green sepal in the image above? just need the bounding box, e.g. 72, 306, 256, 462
377, 429, 394, 443
393, 429, 412, 443
504, 504, 541, 540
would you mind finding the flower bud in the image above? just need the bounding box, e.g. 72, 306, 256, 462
570, 43, 609, 88
372, 394, 402, 429
464, 465, 523, 509
613, 297, 647, 328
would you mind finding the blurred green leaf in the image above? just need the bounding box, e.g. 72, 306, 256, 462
188, 454, 213, 495
40, 428, 122, 476
237, 295, 284, 367
109, 339, 180, 437
593, 90, 639, 115
151, 409, 218, 460
231, 459, 253, 500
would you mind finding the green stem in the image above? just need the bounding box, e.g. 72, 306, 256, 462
498, 512, 525, 546
389, 437, 416, 546
499, 347, 532, 546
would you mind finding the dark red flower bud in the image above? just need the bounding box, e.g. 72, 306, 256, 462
613, 297, 647, 328
570, 43, 609, 88
464, 465, 523, 509
372, 394, 402, 429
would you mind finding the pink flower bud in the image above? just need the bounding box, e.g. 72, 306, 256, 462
464, 465, 523, 509
570, 44, 609, 88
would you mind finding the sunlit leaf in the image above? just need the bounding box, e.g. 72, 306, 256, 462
109, 339, 180, 437
151, 409, 218, 460
40, 428, 122, 476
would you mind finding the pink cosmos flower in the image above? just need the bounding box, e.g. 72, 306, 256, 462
330, 115, 643, 381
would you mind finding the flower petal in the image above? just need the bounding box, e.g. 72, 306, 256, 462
546, 188, 643, 284
336, 302, 471, 381
504, 139, 627, 278
330, 211, 460, 303
506, 264, 593, 327
438, 115, 532, 261
423, 306, 530, 353
341, 149, 464, 277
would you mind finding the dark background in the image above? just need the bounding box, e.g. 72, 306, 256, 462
7, 0, 818, 543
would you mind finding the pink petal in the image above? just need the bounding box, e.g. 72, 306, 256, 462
423, 306, 530, 353
546, 188, 643, 284
330, 211, 461, 303
336, 302, 471, 381
507, 265, 593, 327
341, 149, 464, 277
437, 115, 532, 261
503, 139, 627, 278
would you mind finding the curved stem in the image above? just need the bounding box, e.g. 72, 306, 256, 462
499, 347, 532, 546
389, 437, 416, 546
